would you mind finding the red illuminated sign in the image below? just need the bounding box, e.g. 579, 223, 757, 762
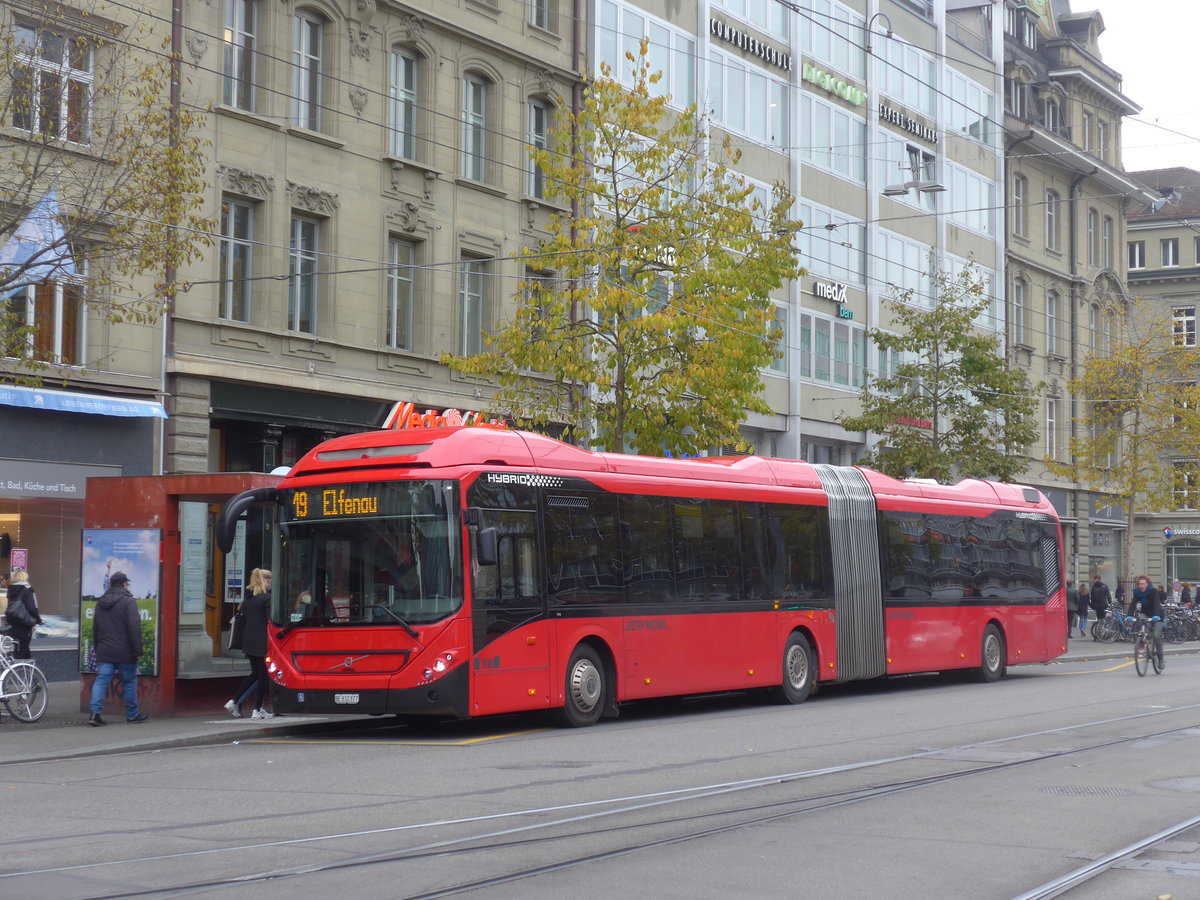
383, 401, 506, 431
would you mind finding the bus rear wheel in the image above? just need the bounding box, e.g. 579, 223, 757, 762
975, 625, 1006, 683
769, 633, 815, 705
555, 645, 606, 727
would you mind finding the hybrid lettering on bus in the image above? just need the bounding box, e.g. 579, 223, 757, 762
216, 426, 1067, 726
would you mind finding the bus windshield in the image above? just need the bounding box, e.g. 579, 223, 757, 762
275, 480, 462, 628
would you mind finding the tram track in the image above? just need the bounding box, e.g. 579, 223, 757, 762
8, 700, 1200, 899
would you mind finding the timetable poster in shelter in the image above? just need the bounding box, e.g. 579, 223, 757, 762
80, 529, 161, 675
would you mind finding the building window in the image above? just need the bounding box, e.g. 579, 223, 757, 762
1045, 190, 1059, 251
1175, 306, 1197, 347
386, 238, 414, 350
1011, 278, 1026, 345
1012, 174, 1027, 237
527, 99, 549, 198
1039, 96, 1060, 134
598, 0, 696, 107
1080, 111, 1091, 151
1089, 303, 1100, 352
1004, 78, 1028, 120
710, 49, 789, 148
1103, 216, 1113, 268
462, 75, 488, 181
219, 198, 253, 322
530, 0, 555, 31
292, 13, 323, 130
801, 93, 866, 182
1087, 208, 1099, 267
223, 0, 256, 110
6, 276, 85, 365
389, 49, 418, 159
768, 305, 787, 374
12, 24, 93, 142
1046, 398, 1058, 459
288, 216, 319, 333
460, 256, 487, 355
1163, 238, 1180, 267
1129, 240, 1146, 269
1195, 236, 1200, 265
1046, 289, 1059, 356
1096, 121, 1108, 161
1175, 462, 1200, 511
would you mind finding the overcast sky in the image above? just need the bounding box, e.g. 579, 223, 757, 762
1093, 1, 1200, 174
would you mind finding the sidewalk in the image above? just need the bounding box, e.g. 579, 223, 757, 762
2, 637, 1191, 764
2, 685, 382, 765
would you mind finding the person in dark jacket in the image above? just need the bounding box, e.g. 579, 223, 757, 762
87, 571, 148, 726
1090, 577, 1112, 618
1130, 575, 1165, 669
224, 568, 273, 719
1072, 582, 1090, 637
4, 568, 43, 660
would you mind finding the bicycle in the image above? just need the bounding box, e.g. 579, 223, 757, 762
1092, 607, 1135, 643
0, 634, 49, 722
1131, 614, 1164, 677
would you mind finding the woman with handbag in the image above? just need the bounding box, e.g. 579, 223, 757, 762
4, 568, 43, 660
223, 568, 273, 719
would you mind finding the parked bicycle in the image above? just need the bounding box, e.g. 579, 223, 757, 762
1132, 614, 1164, 677
0, 634, 48, 722
1092, 606, 1135, 643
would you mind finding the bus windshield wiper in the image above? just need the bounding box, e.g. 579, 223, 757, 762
373, 604, 420, 640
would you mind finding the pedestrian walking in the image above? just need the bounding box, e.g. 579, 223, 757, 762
1182, 583, 1193, 606
1090, 576, 1112, 624
3, 568, 43, 660
1073, 582, 1089, 637
87, 571, 148, 726
1065, 581, 1079, 640
224, 568, 273, 720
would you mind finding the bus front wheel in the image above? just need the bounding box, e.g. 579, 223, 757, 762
975, 625, 1006, 683
770, 633, 815, 705
555, 645, 606, 727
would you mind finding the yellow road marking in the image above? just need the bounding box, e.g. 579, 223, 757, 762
1053, 659, 1135, 674
248, 728, 547, 747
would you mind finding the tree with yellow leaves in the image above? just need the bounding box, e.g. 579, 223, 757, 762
0, 2, 211, 382
1047, 299, 1200, 583
445, 42, 802, 455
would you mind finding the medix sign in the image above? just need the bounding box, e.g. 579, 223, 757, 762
383, 401, 507, 430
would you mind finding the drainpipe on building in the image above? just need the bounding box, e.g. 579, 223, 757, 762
1068, 166, 1097, 585
158, 0, 183, 475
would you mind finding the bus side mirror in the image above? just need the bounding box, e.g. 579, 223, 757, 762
476, 527, 499, 567
217, 487, 280, 553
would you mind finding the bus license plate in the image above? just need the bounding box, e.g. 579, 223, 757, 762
333, 693, 360, 705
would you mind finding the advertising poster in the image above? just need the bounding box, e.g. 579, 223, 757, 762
178, 502, 208, 614
80, 529, 161, 675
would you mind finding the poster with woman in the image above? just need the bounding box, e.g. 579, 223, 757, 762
80, 529, 161, 675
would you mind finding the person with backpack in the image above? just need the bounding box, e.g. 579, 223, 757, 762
1090, 577, 1112, 630
3, 568, 43, 660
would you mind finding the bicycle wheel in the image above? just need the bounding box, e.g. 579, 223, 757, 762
1133, 634, 1148, 677
2, 662, 49, 722
1152, 638, 1164, 675
1095, 618, 1119, 643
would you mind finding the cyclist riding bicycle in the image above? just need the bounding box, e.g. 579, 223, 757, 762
1130, 574, 1165, 669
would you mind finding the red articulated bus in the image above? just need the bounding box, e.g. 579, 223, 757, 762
217, 424, 1067, 727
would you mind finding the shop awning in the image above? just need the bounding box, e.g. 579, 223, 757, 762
0, 384, 167, 418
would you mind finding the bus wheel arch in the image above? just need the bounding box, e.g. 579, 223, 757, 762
769, 630, 817, 705
554, 640, 613, 727
975, 622, 1006, 683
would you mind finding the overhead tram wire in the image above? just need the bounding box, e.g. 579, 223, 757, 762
7, 0, 1175, 261
11, 0, 1183, 362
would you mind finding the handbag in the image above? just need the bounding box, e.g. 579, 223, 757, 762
5, 595, 35, 628
228, 611, 246, 651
